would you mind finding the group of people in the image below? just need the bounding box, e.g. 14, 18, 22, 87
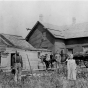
56, 53, 77, 80
39, 52, 77, 80
11, 51, 23, 82
11, 51, 77, 82
39, 53, 57, 70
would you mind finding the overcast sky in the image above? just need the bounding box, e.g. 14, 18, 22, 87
0, 0, 88, 38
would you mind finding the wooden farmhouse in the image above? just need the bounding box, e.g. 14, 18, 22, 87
26, 21, 88, 55
0, 33, 51, 71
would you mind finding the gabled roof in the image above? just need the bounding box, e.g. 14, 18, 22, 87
26, 21, 65, 39
26, 21, 88, 40
0, 36, 12, 46
64, 22, 88, 39
42, 22, 88, 39
0, 33, 35, 50
42, 22, 66, 38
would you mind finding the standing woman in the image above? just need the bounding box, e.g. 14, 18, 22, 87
66, 54, 77, 80
55, 53, 61, 68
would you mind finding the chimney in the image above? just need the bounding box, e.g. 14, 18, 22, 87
39, 14, 43, 22
72, 17, 76, 25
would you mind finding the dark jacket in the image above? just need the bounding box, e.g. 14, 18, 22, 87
12, 54, 23, 68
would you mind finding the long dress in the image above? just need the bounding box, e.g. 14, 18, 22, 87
55, 54, 61, 68
67, 59, 77, 80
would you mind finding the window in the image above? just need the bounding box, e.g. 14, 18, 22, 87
42, 32, 46, 40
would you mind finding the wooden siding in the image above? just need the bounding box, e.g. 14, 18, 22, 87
66, 37, 88, 54
2, 47, 40, 70
65, 37, 88, 45
28, 24, 55, 51
54, 38, 66, 53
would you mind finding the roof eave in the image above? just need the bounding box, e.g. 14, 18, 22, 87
12, 46, 36, 51
43, 27, 56, 38
55, 37, 65, 39
25, 21, 66, 40
25, 21, 40, 41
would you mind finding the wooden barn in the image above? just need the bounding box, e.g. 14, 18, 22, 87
26, 21, 88, 56
0, 33, 48, 71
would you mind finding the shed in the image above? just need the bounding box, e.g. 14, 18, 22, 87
0, 33, 41, 71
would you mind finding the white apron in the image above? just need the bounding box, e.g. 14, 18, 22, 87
67, 59, 76, 80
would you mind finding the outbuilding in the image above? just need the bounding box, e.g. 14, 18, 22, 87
0, 33, 45, 71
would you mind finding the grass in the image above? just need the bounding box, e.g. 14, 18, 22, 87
0, 64, 88, 88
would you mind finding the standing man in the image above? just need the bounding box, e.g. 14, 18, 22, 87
12, 51, 23, 82
50, 54, 54, 68
60, 50, 64, 62
0, 52, 1, 66
44, 54, 50, 70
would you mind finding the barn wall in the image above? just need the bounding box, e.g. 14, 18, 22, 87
1, 47, 52, 71
20, 51, 39, 70
54, 38, 66, 54
28, 24, 55, 51
10, 48, 39, 70
65, 37, 88, 45
1, 53, 11, 70
66, 37, 88, 54
0, 48, 23, 70
0, 47, 39, 71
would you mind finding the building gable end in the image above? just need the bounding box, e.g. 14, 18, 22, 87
26, 21, 56, 41
26, 21, 41, 41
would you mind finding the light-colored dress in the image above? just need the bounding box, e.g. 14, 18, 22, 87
46, 54, 50, 61
67, 59, 76, 80
55, 54, 61, 68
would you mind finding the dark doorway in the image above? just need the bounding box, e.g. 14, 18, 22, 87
11, 53, 15, 67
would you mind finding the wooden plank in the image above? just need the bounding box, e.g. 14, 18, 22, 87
0, 46, 6, 52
